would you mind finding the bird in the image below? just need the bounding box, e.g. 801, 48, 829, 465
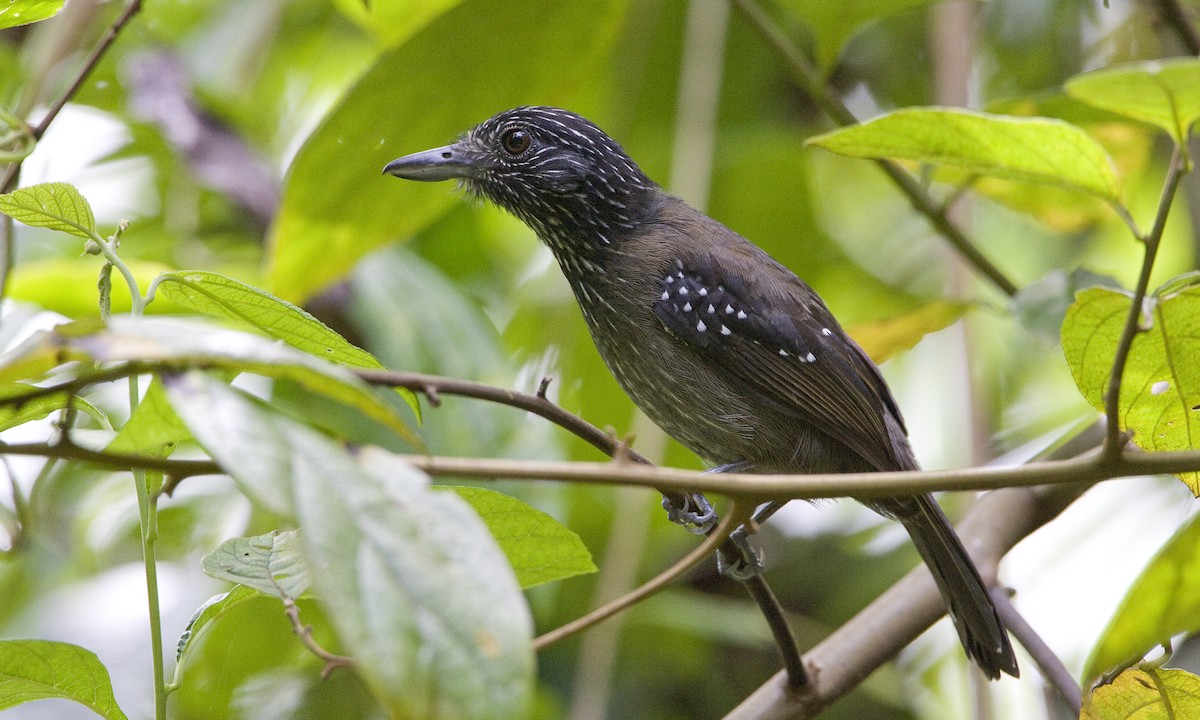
383, 106, 1018, 679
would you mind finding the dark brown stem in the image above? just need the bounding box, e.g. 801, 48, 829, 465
1102, 148, 1186, 459
1155, 0, 1200, 55
0, 0, 145, 298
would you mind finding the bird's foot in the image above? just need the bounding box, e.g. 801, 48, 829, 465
662, 492, 718, 533
717, 527, 764, 580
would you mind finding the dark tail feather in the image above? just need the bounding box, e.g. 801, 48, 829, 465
891, 493, 1019, 679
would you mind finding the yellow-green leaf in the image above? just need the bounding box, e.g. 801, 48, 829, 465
0, 0, 65, 30
1082, 666, 1200, 720
0, 182, 96, 239
1085, 513, 1200, 682
1062, 283, 1200, 492
807, 108, 1120, 200
1067, 59, 1200, 150
846, 301, 969, 363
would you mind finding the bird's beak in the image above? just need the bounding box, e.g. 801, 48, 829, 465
382, 143, 479, 182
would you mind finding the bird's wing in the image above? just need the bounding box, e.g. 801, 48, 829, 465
650, 246, 907, 472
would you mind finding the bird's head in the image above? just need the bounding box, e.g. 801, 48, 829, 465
384, 107, 658, 254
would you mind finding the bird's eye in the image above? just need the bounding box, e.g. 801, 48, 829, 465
501, 128, 531, 155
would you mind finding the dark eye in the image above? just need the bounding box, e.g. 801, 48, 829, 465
501, 128, 531, 155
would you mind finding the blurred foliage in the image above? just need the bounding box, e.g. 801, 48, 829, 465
1, 0, 1199, 719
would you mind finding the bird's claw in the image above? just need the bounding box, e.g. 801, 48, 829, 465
662, 492, 718, 533
717, 527, 763, 580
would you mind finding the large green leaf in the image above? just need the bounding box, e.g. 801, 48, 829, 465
1062, 283, 1200, 492
807, 108, 1120, 201
1082, 666, 1200, 720
268, 0, 628, 302
201, 530, 312, 600
0, 1, 65, 30
174, 585, 261, 670
1067, 59, 1200, 150
329, 0, 464, 46
447, 486, 596, 588
845, 301, 969, 363
0, 182, 96, 239
166, 373, 534, 719
1085, 513, 1200, 682
0, 640, 128, 719
0, 317, 419, 447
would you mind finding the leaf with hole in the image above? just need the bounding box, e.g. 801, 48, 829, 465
201, 530, 312, 600
807, 108, 1120, 200
1062, 283, 1200, 492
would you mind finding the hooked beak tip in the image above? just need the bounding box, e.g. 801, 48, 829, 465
383, 144, 474, 182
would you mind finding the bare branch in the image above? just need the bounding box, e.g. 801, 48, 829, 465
993, 589, 1082, 714
1102, 148, 1187, 459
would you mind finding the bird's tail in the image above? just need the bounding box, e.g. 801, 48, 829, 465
887, 493, 1019, 679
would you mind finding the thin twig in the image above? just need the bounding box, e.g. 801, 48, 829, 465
283, 598, 355, 679
0, 0, 145, 298
1155, 0, 1200, 55
534, 502, 748, 649
992, 589, 1082, 714
730, 0, 1020, 298
1102, 148, 1187, 459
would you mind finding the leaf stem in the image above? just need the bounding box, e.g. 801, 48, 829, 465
1101, 148, 1187, 460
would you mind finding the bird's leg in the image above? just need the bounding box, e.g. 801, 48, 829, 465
701, 462, 769, 579
661, 490, 718, 533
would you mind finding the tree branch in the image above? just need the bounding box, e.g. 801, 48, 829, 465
730, 0, 1020, 298
1155, 0, 1200, 55
1102, 148, 1186, 459
721, 483, 1086, 720
992, 588, 1082, 714
1, 0, 145, 297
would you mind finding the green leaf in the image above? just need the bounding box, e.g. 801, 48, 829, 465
0, 317, 419, 448
0, 639, 128, 719
6, 257, 183, 318
1062, 283, 1200, 492
0, 182, 96, 239
0, 383, 108, 432
845, 301, 970, 363
175, 585, 261, 667
0, 0, 65, 30
780, 0, 941, 71
268, 0, 628, 302
168, 373, 534, 718
1082, 666, 1200, 720
446, 486, 596, 588
1085, 514, 1200, 682
106, 378, 189, 458
1067, 59, 1200, 150
806, 108, 1120, 200
201, 530, 312, 600
153, 271, 419, 417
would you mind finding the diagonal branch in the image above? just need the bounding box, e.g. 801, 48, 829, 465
721, 482, 1087, 720
1101, 148, 1187, 459
730, 0, 1019, 297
